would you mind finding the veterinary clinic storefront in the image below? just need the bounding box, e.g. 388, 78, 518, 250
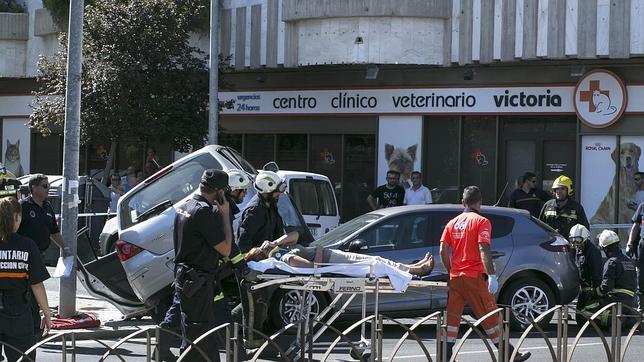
220, 69, 644, 225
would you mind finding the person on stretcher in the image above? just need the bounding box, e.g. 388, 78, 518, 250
244, 235, 435, 277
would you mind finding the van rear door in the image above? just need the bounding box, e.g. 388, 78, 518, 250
286, 176, 340, 238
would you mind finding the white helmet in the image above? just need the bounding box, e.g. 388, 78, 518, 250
254, 170, 286, 194
227, 169, 252, 191
597, 230, 620, 248
569, 224, 590, 246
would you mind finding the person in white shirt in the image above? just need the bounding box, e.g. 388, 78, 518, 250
404, 171, 433, 205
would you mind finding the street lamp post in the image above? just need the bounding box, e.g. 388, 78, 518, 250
59, 0, 84, 318
208, 0, 219, 145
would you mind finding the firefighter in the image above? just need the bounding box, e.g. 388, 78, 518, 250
568, 224, 603, 325
538, 175, 589, 241
0, 197, 51, 362
587, 230, 638, 329
236, 170, 298, 348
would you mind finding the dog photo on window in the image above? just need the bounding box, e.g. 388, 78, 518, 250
385, 143, 417, 189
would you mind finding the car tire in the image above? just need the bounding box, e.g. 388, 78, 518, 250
268, 290, 328, 334
500, 277, 555, 331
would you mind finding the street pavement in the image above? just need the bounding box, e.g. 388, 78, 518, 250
42, 266, 154, 338
10, 269, 644, 361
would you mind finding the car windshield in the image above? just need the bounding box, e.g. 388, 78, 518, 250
310, 214, 382, 247
119, 153, 222, 229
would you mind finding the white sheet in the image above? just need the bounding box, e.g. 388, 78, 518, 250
247, 258, 413, 292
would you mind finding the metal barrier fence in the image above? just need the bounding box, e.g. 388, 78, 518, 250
2, 302, 643, 361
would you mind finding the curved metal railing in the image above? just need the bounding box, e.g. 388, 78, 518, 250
5, 301, 644, 361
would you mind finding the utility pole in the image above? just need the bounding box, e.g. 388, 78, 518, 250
59, 0, 84, 318
208, 0, 219, 144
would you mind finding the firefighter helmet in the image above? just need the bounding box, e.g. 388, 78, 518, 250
551, 175, 574, 195
568, 224, 590, 246
597, 230, 620, 248
226, 169, 252, 191
254, 171, 286, 194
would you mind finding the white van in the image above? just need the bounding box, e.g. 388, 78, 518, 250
277, 170, 340, 238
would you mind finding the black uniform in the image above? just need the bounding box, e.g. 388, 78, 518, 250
575, 241, 603, 312
538, 198, 589, 240
171, 194, 226, 361
595, 250, 637, 305
0, 233, 49, 362
583, 249, 638, 328
630, 202, 644, 305
371, 184, 405, 208
507, 188, 551, 217
237, 194, 284, 253
16, 196, 59, 340
17, 196, 59, 253
236, 193, 285, 348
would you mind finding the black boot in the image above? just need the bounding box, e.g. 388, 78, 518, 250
444, 341, 454, 361
497, 343, 531, 362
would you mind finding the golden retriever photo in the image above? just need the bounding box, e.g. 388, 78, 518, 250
590, 142, 641, 226
385, 143, 417, 189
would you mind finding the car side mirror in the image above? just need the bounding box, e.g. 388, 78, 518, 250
347, 239, 368, 253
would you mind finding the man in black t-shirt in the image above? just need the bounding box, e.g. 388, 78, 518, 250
508, 172, 551, 217
161, 169, 232, 361
367, 170, 405, 210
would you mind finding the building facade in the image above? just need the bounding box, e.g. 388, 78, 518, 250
2, 0, 644, 226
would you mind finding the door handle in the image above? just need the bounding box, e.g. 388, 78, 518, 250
490, 251, 505, 258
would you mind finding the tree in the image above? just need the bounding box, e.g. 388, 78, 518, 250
30, 0, 211, 155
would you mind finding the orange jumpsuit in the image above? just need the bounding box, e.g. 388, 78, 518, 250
440, 209, 500, 345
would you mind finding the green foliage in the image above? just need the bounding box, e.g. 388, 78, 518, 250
30, 0, 212, 152
42, 0, 210, 32
0, 0, 26, 13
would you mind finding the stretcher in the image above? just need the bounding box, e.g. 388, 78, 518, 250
247, 259, 447, 360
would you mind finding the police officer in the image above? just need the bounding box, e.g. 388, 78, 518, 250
568, 224, 603, 324
169, 169, 232, 361
538, 175, 589, 240
211, 170, 253, 357
591, 230, 637, 328
0, 197, 51, 362
236, 170, 298, 348
16, 174, 69, 345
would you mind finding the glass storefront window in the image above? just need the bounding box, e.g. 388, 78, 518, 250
276, 134, 307, 170
343, 135, 375, 221
309, 134, 342, 200
424, 116, 460, 203
461, 116, 497, 205
219, 133, 243, 154
244, 134, 275, 170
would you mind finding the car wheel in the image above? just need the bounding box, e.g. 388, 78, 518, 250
269, 290, 328, 333
500, 278, 555, 331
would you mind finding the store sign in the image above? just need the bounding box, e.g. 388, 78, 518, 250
574, 70, 627, 128
219, 86, 575, 115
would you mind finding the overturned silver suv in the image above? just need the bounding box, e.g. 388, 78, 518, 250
76, 145, 314, 321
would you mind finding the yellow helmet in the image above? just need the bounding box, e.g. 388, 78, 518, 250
552, 175, 573, 195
